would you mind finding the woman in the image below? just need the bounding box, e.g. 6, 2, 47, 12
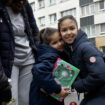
0, 0, 39, 105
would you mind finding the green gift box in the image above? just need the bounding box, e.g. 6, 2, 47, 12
51, 58, 80, 101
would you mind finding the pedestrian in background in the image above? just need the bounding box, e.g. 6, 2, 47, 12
0, 0, 39, 105
58, 15, 105, 105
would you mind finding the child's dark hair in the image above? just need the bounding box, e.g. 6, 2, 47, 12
58, 15, 78, 33
38, 27, 58, 45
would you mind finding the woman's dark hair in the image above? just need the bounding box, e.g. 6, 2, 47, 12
0, 0, 27, 5
12, 0, 27, 4
58, 15, 78, 33
38, 27, 58, 45
0, 0, 8, 4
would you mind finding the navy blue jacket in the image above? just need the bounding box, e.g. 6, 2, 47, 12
65, 30, 105, 105
30, 44, 65, 105
0, 2, 39, 78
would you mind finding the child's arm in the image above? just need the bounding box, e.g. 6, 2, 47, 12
32, 61, 62, 94
40, 86, 70, 98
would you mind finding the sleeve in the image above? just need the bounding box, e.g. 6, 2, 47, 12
25, 2, 39, 44
32, 60, 61, 95
0, 57, 12, 102
73, 44, 105, 93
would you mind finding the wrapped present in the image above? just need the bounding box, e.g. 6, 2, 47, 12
52, 58, 80, 101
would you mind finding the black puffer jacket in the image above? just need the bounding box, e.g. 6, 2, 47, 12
0, 2, 39, 78
30, 44, 67, 105
0, 57, 11, 104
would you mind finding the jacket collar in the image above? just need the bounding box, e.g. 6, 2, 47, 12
66, 29, 89, 52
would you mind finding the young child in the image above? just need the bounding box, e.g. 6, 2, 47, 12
58, 15, 105, 105
29, 27, 70, 105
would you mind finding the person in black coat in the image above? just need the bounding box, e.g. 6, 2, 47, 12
30, 27, 70, 105
0, 0, 39, 105
0, 58, 11, 105
58, 15, 105, 105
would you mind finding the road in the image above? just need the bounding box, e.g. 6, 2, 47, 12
64, 92, 83, 105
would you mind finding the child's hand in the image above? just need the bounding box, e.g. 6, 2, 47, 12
57, 87, 70, 98
40, 88, 46, 94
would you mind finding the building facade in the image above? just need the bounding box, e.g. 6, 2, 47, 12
29, 0, 105, 52
80, 0, 105, 51
33, 0, 80, 29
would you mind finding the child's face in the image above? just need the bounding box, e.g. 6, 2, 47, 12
49, 32, 64, 52
60, 18, 78, 44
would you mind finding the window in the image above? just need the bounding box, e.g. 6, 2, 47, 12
91, 25, 95, 36
101, 46, 105, 53
72, 9, 76, 18
39, 17, 45, 26
61, 10, 70, 17
87, 26, 91, 36
30, 2, 35, 11
86, 5, 89, 15
81, 25, 96, 37
61, 8, 76, 18
49, 14, 56, 24
99, 0, 105, 10
60, 0, 69, 3
100, 23, 105, 34
81, 6, 85, 16
50, 0, 56, 5
81, 4, 95, 17
90, 4, 94, 14
39, 0, 45, 8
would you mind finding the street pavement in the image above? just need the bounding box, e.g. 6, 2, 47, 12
64, 92, 83, 105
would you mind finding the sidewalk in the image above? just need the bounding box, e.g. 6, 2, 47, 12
64, 92, 83, 105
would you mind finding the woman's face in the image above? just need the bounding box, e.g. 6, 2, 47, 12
1, 0, 12, 6
11, 0, 25, 13
60, 18, 78, 44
